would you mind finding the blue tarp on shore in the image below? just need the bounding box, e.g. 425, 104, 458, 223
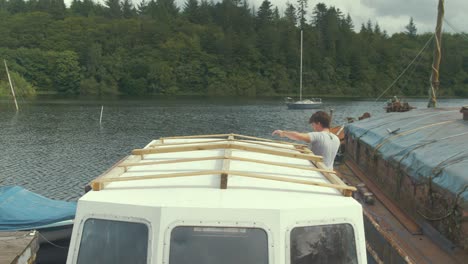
345, 108, 468, 201
0, 185, 76, 231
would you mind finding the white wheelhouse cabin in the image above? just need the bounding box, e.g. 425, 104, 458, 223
66, 134, 366, 264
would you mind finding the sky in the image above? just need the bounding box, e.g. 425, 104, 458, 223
63, 0, 467, 35
250, 0, 467, 35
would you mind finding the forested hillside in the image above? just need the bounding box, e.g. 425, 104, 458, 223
0, 0, 467, 97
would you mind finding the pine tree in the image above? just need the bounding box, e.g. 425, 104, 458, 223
405, 17, 417, 37
257, 0, 273, 23
105, 0, 121, 18
137, 0, 148, 15
284, 3, 296, 26
296, 0, 307, 29
344, 13, 353, 31
121, 0, 135, 18
183, 0, 199, 23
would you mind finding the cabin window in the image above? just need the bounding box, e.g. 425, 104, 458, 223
169, 226, 268, 264
290, 224, 358, 264
76, 218, 149, 264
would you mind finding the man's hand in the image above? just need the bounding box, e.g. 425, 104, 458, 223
272, 130, 285, 137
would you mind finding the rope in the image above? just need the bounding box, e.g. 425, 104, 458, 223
37, 231, 69, 249
417, 185, 468, 221
443, 18, 468, 42
375, 34, 435, 102
373, 120, 456, 153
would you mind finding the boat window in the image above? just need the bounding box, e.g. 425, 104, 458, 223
169, 226, 268, 264
290, 224, 358, 264
76, 218, 149, 264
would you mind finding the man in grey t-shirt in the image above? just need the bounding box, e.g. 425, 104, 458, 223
272, 111, 340, 168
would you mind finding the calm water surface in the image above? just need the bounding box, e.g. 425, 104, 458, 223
1, 97, 467, 200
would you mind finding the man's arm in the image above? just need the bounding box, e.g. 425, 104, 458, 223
272, 130, 311, 143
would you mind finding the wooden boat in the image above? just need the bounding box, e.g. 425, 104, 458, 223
385, 96, 416, 113
336, 3, 468, 262
342, 107, 468, 263
66, 134, 367, 264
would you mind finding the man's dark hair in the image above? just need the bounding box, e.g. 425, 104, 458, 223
309, 111, 331, 128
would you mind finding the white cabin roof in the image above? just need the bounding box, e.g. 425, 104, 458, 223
82, 134, 357, 210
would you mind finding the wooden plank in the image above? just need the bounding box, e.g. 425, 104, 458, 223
118, 156, 224, 169
301, 146, 354, 196
119, 155, 335, 174
92, 170, 219, 190
228, 156, 336, 174
221, 135, 234, 189
230, 171, 357, 192
0, 231, 38, 264
235, 139, 303, 152
87, 154, 142, 192
160, 134, 232, 140
232, 134, 307, 147
91, 169, 356, 192
132, 143, 229, 155
230, 143, 322, 161
149, 139, 228, 148
152, 138, 300, 153
132, 143, 323, 162
158, 133, 307, 147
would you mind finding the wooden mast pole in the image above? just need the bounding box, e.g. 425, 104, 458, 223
4, 60, 19, 112
428, 0, 444, 108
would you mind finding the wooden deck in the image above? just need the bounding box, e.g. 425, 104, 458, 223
0, 231, 38, 264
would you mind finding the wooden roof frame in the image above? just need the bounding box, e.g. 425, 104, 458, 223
90, 134, 356, 196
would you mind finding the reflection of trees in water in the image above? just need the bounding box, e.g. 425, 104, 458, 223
291, 225, 357, 264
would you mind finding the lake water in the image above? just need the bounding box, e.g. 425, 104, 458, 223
1, 97, 467, 201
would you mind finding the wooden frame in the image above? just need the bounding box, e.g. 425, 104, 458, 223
133, 143, 322, 162
90, 134, 356, 196
91, 170, 356, 193
119, 156, 335, 174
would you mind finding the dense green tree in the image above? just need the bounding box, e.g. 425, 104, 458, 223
0, 0, 466, 98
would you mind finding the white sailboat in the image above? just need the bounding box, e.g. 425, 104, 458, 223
286, 30, 322, 109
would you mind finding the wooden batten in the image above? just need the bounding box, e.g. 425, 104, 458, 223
301, 146, 354, 196
158, 133, 307, 147
91, 169, 356, 193
132, 143, 323, 162
149, 139, 227, 148
119, 156, 224, 169
119, 156, 335, 174
160, 134, 232, 141
91, 134, 355, 195
88, 154, 142, 192
221, 135, 234, 189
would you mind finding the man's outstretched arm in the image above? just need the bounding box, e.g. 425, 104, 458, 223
272, 130, 311, 143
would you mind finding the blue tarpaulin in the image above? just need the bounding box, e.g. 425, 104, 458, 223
345, 108, 468, 202
0, 185, 76, 231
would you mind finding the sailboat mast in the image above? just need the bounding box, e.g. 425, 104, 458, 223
300, 30, 303, 101
4, 60, 19, 112
428, 0, 444, 108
